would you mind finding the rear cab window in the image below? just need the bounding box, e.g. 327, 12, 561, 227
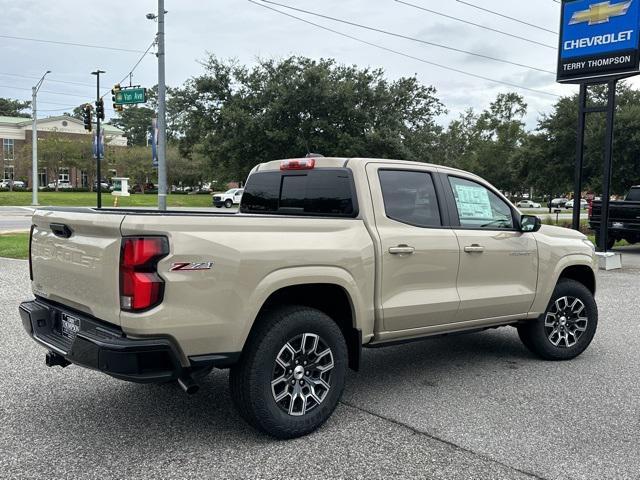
240, 168, 358, 217
378, 170, 442, 228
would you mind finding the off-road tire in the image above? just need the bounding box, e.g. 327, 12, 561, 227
518, 279, 597, 361
229, 305, 347, 439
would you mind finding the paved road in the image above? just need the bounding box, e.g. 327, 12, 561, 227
1, 259, 639, 479
0, 207, 33, 233
521, 208, 588, 222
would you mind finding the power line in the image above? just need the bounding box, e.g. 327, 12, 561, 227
101, 39, 157, 99
248, 0, 561, 98
0, 84, 92, 99
258, 0, 555, 75
0, 33, 150, 54
0, 72, 94, 88
38, 106, 116, 113
394, 0, 556, 50
455, 0, 558, 35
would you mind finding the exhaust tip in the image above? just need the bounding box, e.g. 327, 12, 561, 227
178, 376, 200, 395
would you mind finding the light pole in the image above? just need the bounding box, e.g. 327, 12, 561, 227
147, 1, 167, 210
31, 70, 51, 206
91, 69, 105, 209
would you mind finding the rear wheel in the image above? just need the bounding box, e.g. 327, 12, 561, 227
229, 306, 347, 439
518, 279, 597, 360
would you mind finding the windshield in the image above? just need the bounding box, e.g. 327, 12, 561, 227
626, 187, 640, 202
225, 189, 237, 194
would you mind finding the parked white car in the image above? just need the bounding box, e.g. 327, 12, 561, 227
48, 181, 72, 189
0, 180, 25, 188
516, 200, 541, 208
213, 188, 244, 208
566, 199, 588, 210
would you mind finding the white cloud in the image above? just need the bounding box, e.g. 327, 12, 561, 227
0, 0, 577, 128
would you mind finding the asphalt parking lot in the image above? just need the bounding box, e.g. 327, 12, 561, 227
1, 254, 639, 480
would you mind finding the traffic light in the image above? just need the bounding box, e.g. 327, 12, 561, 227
82, 104, 93, 132
111, 83, 122, 112
96, 98, 105, 121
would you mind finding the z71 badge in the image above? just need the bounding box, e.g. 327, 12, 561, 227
170, 261, 214, 272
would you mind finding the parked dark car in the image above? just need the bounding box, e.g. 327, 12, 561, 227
589, 186, 640, 249
132, 183, 155, 193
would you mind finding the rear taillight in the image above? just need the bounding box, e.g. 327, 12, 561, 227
120, 237, 169, 312
28, 225, 35, 281
588, 201, 593, 218
280, 158, 316, 170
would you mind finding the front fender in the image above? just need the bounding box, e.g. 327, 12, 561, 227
529, 253, 597, 317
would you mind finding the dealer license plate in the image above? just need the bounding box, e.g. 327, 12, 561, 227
60, 313, 81, 341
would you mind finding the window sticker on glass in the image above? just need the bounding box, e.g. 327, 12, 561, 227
454, 184, 492, 219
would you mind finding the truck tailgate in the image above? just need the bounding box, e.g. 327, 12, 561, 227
30, 209, 124, 326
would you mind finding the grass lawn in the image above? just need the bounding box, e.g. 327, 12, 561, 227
0, 191, 213, 208
0, 233, 29, 259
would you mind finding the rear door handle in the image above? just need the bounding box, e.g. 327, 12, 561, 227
464, 244, 485, 253
389, 245, 415, 255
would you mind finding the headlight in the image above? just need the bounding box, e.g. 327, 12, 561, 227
582, 239, 596, 254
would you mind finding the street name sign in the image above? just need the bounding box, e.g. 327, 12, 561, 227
558, 0, 640, 83
115, 88, 147, 105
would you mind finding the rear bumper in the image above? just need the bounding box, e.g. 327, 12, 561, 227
19, 299, 239, 383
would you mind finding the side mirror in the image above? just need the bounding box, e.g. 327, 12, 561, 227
520, 215, 542, 233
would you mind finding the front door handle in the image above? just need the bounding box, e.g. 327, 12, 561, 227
464, 244, 485, 253
389, 245, 415, 255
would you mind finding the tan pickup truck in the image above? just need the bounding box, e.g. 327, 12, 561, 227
20, 157, 598, 438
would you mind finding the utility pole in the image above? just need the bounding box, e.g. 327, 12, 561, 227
157, 0, 167, 210
31, 70, 51, 206
91, 69, 105, 208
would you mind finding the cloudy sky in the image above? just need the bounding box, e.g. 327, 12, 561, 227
1, 0, 633, 128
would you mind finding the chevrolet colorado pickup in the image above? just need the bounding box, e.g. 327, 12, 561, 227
20, 157, 598, 439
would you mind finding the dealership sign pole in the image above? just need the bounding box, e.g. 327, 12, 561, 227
558, 0, 640, 251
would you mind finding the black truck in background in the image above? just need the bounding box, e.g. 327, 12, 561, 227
589, 186, 640, 250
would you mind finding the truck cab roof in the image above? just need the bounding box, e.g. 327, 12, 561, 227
253, 157, 478, 180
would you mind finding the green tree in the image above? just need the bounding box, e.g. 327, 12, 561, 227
111, 145, 156, 192
473, 93, 528, 193
171, 56, 446, 182
37, 132, 92, 190
0, 98, 31, 117
109, 86, 180, 146
64, 105, 88, 121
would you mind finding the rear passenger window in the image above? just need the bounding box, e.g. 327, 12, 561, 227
378, 170, 441, 227
241, 169, 357, 217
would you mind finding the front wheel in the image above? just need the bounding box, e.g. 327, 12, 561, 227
229, 306, 347, 439
224, 199, 233, 208
518, 279, 597, 361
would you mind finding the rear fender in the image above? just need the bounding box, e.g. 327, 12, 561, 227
240, 266, 374, 347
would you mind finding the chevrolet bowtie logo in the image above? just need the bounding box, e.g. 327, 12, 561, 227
569, 1, 632, 25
